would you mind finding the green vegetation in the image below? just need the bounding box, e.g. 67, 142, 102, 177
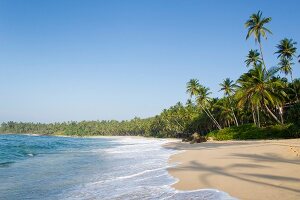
1, 11, 300, 140
207, 124, 300, 141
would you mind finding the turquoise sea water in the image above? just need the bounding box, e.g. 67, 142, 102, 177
0, 134, 235, 200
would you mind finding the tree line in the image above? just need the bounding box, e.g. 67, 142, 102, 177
1, 11, 300, 138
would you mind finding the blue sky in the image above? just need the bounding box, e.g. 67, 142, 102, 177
0, 0, 299, 122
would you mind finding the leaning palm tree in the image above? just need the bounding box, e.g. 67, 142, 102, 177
245, 11, 272, 71
236, 65, 286, 125
186, 79, 222, 130
219, 78, 239, 126
196, 86, 222, 130
245, 49, 262, 67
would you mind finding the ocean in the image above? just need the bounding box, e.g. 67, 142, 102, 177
0, 134, 235, 200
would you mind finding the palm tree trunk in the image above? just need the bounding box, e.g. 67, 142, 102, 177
256, 105, 260, 127
252, 105, 257, 126
231, 108, 239, 127
173, 118, 185, 130
259, 42, 267, 71
279, 106, 284, 124
264, 104, 282, 124
228, 97, 239, 126
199, 104, 222, 130
206, 109, 222, 129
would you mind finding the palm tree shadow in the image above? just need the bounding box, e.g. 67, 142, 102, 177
230, 152, 300, 165
165, 141, 263, 151
173, 160, 300, 194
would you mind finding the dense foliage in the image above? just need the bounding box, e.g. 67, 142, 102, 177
1, 11, 300, 139
207, 124, 300, 141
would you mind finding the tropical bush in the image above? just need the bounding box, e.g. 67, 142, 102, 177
207, 124, 299, 140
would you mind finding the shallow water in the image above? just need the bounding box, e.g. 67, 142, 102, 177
0, 134, 235, 199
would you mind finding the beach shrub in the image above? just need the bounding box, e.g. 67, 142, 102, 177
206, 124, 300, 140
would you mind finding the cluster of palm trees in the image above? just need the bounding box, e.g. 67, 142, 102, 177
187, 11, 299, 129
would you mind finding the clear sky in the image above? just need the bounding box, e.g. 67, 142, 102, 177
0, 0, 299, 123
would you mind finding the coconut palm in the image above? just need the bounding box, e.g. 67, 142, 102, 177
278, 57, 293, 78
186, 79, 200, 97
245, 11, 272, 71
275, 38, 298, 101
214, 97, 236, 127
195, 86, 212, 108
196, 86, 222, 130
275, 38, 297, 59
186, 79, 222, 129
236, 65, 286, 125
219, 78, 236, 96
219, 78, 239, 126
245, 49, 262, 67
185, 99, 194, 107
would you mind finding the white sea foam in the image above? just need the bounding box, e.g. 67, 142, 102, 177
58, 137, 236, 200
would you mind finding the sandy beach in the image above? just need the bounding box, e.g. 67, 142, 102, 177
165, 139, 300, 200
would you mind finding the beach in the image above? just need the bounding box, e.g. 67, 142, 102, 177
166, 139, 300, 200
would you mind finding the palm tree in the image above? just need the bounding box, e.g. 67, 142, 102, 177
185, 99, 194, 107
186, 79, 222, 130
214, 97, 236, 127
219, 78, 239, 126
278, 57, 293, 78
196, 86, 222, 130
245, 11, 272, 71
186, 79, 200, 97
245, 49, 262, 67
236, 65, 286, 125
275, 38, 297, 59
275, 38, 298, 101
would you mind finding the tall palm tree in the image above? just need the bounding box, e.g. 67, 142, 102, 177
275, 38, 298, 101
186, 79, 200, 97
186, 79, 222, 130
236, 65, 286, 125
196, 86, 222, 130
219, 78, 239, 126
219, 78, 236, 96
245, 11, 272, 71
245, 49, 262, 67
275, 38, 297, 59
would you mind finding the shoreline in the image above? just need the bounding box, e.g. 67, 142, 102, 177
165, 139, 300, 200
2, 133, 181, 141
